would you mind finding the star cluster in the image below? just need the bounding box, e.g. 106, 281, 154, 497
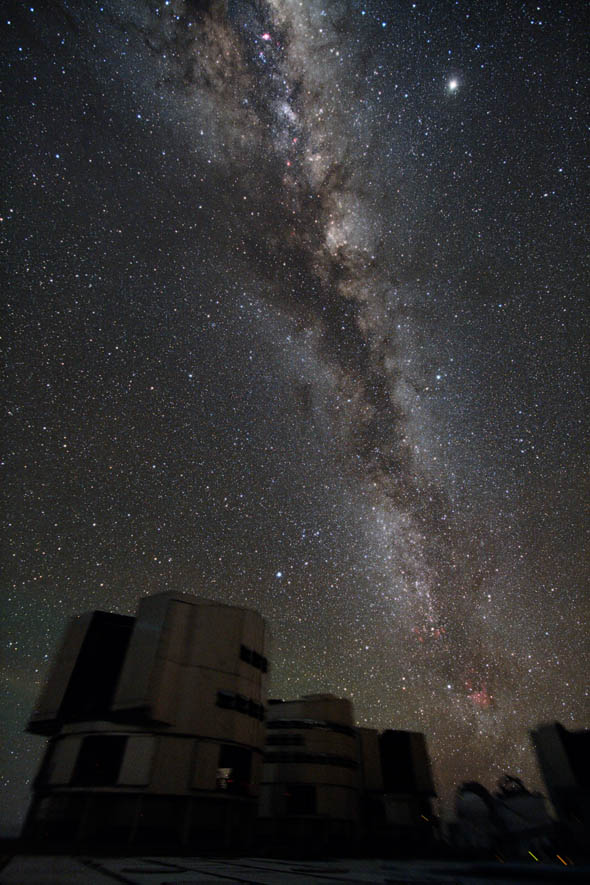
1, 0, 588, 832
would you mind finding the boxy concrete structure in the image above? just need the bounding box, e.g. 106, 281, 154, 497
357, 727, 436, 854
25, 592, 269, 849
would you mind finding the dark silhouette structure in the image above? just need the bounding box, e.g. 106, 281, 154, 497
450, 776, 555, 860
531, 721, 590, 857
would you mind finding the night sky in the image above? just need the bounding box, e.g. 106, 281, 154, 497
2, 0, 588, 833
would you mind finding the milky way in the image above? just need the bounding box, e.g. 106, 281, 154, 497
2, 0, 588, 832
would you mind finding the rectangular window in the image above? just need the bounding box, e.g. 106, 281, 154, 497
266, 733, 304, 747
263, 751, 357, 768
216, 690, 236, 710
216, 745, 252, 795
70, 735, 127, 787
239, 644, 268, 672
217, 691, 263, 719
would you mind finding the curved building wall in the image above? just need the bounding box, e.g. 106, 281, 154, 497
258, 694, 360, 849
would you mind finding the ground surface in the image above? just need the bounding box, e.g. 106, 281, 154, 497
1, 856, 587, 884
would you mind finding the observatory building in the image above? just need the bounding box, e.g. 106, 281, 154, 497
258, 694, 436, 854
259, 693, 360, 850
24, 591, 437, 854
25, 591, 269, 848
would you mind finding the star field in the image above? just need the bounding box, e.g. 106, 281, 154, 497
1, 0, 588, 833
